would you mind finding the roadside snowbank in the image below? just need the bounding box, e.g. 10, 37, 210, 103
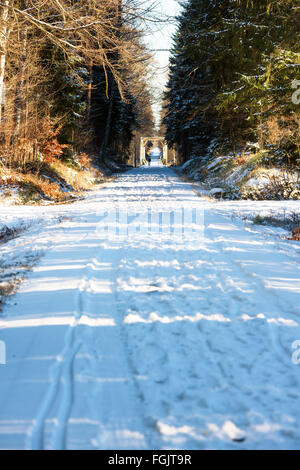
179, 154, 300, 201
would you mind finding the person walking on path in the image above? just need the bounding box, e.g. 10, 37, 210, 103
146, 152, 151, 166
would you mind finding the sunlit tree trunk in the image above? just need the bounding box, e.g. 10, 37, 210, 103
87, 58, 93, 120
14, 0, 28, 142
0, 1, 9, 123
100, 0, 122, 163
100, 74, 116, 162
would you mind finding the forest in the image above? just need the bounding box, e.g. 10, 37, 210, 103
0, 0, 299, 202
163, 0, 300, 167
0, 0, 155, 202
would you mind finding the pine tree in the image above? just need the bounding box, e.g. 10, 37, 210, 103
164, 0, 300, 164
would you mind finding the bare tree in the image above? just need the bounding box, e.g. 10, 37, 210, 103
0, 0, 159, 168
0, 1, 9, 123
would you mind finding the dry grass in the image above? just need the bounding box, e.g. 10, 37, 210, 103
0, 223, 29, 244
289, 226, 300, 241
50, 159, 97, 192
0, 153, 106, 204
0, 277, 23, 310
0, 253, 42, 312
1, 168, 67, 203
235, 150, 248, 166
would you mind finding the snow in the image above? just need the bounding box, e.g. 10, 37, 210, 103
180, 158, 197, 170
206, 156, 231, 170
246, 176, 270, 187
0, 156, 300, 450
208, 188, 224, 195
225, 167, 251, 184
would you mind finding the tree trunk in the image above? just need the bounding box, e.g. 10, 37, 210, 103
100, 76, 115, 163
14, 26, 27, 141
87, 58, 93, 120
0, 1, 9, 123
13, 0, 28, 145
99, 0, 122, 164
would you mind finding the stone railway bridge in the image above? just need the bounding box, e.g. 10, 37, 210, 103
132, 136, 178, 166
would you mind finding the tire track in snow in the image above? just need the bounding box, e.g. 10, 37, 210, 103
29, 274, 88, 449
98, 241, 153, 450
28, 217, 103, 449
115, 241, 211, 447
115, 246, 174, 445
117, 220, 299, 447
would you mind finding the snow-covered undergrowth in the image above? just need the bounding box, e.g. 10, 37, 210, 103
0, 154, 110, 205
179, 153, 300, 201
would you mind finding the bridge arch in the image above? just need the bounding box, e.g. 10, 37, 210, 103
139, 136, 168, 165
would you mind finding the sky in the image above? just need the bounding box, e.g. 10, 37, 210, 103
142, 0, 182, 129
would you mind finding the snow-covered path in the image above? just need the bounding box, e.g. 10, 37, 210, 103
0, 158, 300, 450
